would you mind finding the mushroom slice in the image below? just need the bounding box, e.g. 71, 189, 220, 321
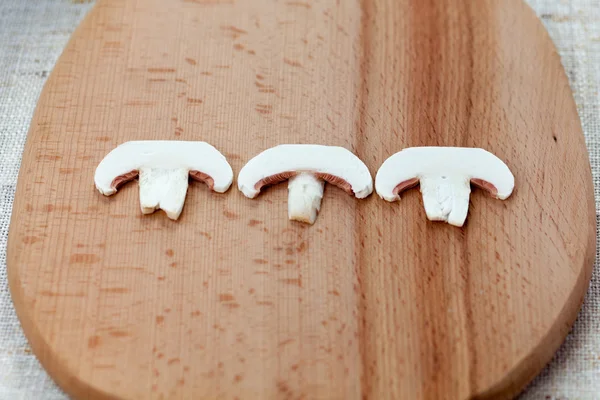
94, 140, 233, 220
375, 147, 515, 227
238, 144, 373, 224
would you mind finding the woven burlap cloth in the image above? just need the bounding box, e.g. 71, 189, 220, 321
0, 1, 598, 398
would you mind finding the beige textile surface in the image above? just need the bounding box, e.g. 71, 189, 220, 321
0, 1, 598, 399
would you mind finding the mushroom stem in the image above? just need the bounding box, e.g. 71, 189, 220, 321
420, 175, 471, 227
287, 173, 325, 224
139, 167, 189, 220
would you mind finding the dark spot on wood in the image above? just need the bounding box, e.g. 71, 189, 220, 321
234, 375, 243, 383
280, 278, 302, 287
233, 43, 245, 51
248, 219, 262, 227
253, 258, 268, 264
296, 241, 307, 252
157, 353, 164, 359
191, 310, 202, 317
156, 316, 165, 324
96, 136, 111, 142
178, 378, 185, 386
285, 260, 295, 265
219, 294, 235, 302
103, 41, 121, 49
256, 74, 265, 80
248, 288, 255, 294
70, 253, 101, 264
553, 135, 557, 142
25, 204, 33, 212
278, 338, 295, 347
184, 366, 190, 372
283, 58, 302, 67
88, 335, 101, 349
165, 249, 174, 257
44, 204, 54, 212
187, 97, 203, 104
255, 104, 273, 114
217, 153, 239, 162
100, 287, 129, 294
199, 232, 212, 240
185, 58, 197, 65
170, 262, 177, 268
168, 358, 180, 365
125, 100, 156, 106
22, 236, 40, 244
329, 290, 340, 296
220, 25, 248, 39
157, 276, 166, 281
37, 155, 61, 161
148, 67, 176, 73
277, 380, 291, 394
223, 209, 239, 219
39, 290, 85, 297
247, 49, 256, 55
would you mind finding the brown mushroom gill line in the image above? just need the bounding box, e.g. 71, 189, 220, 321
392, 178, 498, 197
392, 178, 420, 197
314, 173, 353, 194
189, 170, 215, 189
110, 170, 138, 190
111, 169, 216, 191
470, 178, 498, 196
254, 171, 298, 190
254, 171, 354, 194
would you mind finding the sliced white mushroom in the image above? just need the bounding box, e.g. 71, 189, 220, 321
95, 140, 233, 220
238, 144, 373, 224
375, 147, 514, 227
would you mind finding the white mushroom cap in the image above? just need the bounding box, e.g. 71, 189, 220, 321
375, 147, 514, 202
238, 144, 373, 199
376, 147, 514, 227
95, 140, 233, 195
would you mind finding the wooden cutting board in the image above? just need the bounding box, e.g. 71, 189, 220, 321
7, 0, 596, 399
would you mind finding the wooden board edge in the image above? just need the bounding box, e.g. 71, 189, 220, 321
5, 3, 114, 399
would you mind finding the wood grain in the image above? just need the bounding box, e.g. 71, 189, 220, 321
7, 0, 595, 399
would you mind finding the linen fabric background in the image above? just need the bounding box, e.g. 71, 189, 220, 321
0, 1, 598, 399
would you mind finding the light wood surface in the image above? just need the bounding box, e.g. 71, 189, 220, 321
7, 0, 596, 399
